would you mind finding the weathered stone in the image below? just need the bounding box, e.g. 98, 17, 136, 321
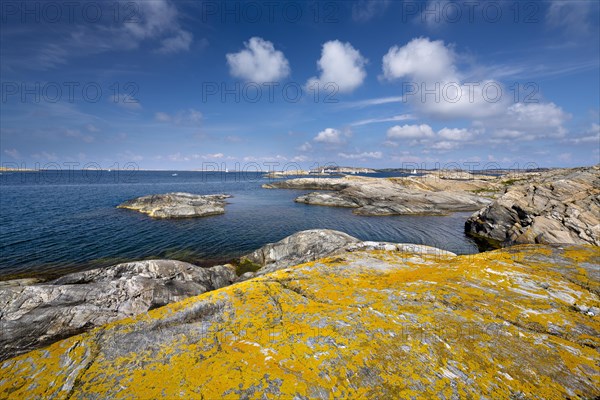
242, 229, 360, 276
346, 241, 457, 257
264, 175, 493, 216
1, 245, 598, 399
466, 166, 600, 246
0, 260, 236, 361
117, 193, 231, 218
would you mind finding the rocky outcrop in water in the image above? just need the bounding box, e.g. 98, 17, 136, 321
2, 245, 598, 398
0, 260, 235, 361
264, 176, 493, 216
117, 193, 231, 218
466, 166, 600, 246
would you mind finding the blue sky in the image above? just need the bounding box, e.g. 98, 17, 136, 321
1, 0, 599, 170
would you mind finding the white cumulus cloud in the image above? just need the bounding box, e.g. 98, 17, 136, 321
314, 128, 349, 144
387, 124, 435, 139
437, 127, 475, 141
226, 37, 290, 83
382, 37, 457, 82
308, 41, 367, 93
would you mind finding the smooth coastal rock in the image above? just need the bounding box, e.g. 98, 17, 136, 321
264, 175, 493, 216
2, 245, 598, 398
238, 229, 457, 281
466, 166, 600, 246
117, 192, 231, 218
241, 229, 360, 277
0, 260, 236, 361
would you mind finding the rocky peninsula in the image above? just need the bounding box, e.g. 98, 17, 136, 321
466, 166, 599, 247
264, 167, 600, 247
1, 240, 598, 398
117, 193, 231, 218
263, 174, 495, 216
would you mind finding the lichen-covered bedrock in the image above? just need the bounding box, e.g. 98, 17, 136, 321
1, 244, 599, 399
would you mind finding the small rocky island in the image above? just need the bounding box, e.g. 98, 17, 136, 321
117, 192, 231, 218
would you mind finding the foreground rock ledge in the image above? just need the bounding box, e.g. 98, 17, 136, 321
117, 193, 231, 218
0, 261, 236, 361
1, 245, 598, 399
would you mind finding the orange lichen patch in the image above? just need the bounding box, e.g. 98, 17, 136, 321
1, 245, 599, 399
562, 246, 599, 264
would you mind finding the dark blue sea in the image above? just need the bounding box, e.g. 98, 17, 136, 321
0, 170, 479, 279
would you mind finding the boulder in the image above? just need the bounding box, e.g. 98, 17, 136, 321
117, 193, 231, 218
0, 260, 236, 361
242, 229, 360, 276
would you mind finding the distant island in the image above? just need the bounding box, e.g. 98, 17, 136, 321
265, 166, 376, 178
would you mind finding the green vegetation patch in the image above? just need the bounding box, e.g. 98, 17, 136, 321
234, 258, 262, 276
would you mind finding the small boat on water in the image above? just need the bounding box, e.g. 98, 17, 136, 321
172, 173, 178, 177
411, 169, 417, 175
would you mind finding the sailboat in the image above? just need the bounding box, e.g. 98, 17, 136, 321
411, 169, 417, 175
225, 168, 229, 173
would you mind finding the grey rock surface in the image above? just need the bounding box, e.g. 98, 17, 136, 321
465, 166, 600, 246
117, 192, 231, 218
346, 241, 457, 257
242, 229, 361, 276
239, 229, 457, 279
264, 176, 491, 216
0, 260, 236, 361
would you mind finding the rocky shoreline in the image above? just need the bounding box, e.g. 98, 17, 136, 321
264, 166, 599, 247
466, 166, 599, 247
0, 229, 456, 361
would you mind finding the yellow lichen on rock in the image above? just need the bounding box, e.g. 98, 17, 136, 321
1, 245, 599, 399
